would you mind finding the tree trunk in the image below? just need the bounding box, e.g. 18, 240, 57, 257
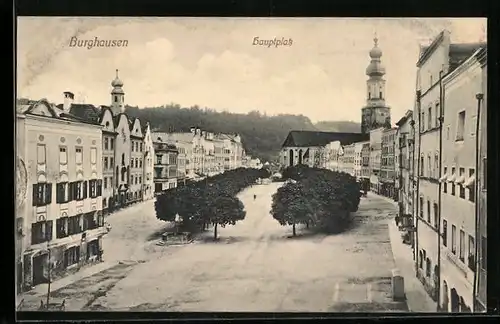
214, 223, 218, 240
292, 222, 296, 236
306, 221, 309, 229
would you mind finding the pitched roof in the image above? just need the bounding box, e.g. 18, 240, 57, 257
282, 131, 369, 148
68, 104, 101, 124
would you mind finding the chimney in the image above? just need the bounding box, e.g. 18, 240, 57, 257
63, 91, 74, 112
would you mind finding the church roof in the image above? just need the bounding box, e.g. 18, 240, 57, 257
282, 131, 369, 148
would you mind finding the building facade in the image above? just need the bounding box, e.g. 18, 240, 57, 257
361, 36, 392, 134
17, 99, 105, 291
280, 131, 369, 170
142, 123, 155, 200
369, 127, 384, 193
153, 141, 179, 192
381, 127, 397, 199
439, 47, 484, 313
340, 143, 355, 176
129, 118, 144, 203
395, 110, 415, 222
353, 141, 366, 180
360, 142, 371, 190
475, 48, 487, 312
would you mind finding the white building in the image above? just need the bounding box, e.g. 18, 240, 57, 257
142, 123, 155, 200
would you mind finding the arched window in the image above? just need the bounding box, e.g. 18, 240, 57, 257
289, 149, 294, 166
426, 257, 431, 277
114, 96, 118, 103
298, 149, 303, 164
420, 155, 424, 176
121, 153, 125, 166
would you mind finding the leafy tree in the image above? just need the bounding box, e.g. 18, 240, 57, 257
207, 195, 246, 240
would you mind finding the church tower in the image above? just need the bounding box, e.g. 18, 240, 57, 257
110, 69, 125, 115
361, 35, 391, 134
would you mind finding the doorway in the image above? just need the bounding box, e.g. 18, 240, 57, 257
450, 288, 459, 312
442, 281, 449, 311
32, 253, 48, 286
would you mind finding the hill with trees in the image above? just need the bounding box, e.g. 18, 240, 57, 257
125, 104, 361, 162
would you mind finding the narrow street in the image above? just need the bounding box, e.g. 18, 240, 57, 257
21, 182, 408, 312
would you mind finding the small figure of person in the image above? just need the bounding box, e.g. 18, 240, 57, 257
395, 215, 400, 227
253, 194, 257, 200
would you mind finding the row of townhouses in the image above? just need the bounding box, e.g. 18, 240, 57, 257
279, 31, 487, 312
15, 70, 249, 294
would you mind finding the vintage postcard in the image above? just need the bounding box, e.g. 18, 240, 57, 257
16, 17, 487, 314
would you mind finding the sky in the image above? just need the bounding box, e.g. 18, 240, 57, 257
17, 17, 486, 124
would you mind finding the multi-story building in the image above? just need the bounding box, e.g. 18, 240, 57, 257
381, 127, 397, 199
153, 141, 179, 192
16, 99, 105, 291
280, 131, 368, 169
369, 127, 384, 193
324, 141, 342, 171
395, 110, 415, 223
413, 29, 485, 306
202, 131, 217, 176
129, 118, 144, 203
361, 35, 392, 134
475, 48, 487, 312
64, 70, 140, 214
213, 136, 226, 174
439, 46, 485, 313
215, 133, 244, 171
153, 131, 194, 180
142, 123, 155, 200
360, 141, 371, 190
340, 143, 355, 176
353, 141, 365, 180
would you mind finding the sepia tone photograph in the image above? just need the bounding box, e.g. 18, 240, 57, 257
16, 17, 487, 314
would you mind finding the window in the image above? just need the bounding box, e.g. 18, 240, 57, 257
468, 235, 475, 271
368, 92, 371, 99
156, 154, 162, 165
31, 220, 53, 244
427, 200, 431, 223
421, 112, 425, 132
114, 96, 118, 103
67, 215, 82, 235
110, 157, 114, 168
419, 197, 424, 218
434, 154, 439, 179
428, 107, 432, 129
83, 213, 98, 230
56, 182, 69, 203
419, 251, 423, 269
72, 181, 86, 201
456, 111, 465, 141
451, 167, 456, 196
435, 103, 440, 123
481, 236, 487, 270
469, 115, 478, 137
433, 203, 439, 228
63, 246, 80, 268
459, 230, 465, 262
110, 138, 114, 150
76, 147, 83, 164
140, 143, 143, 151
104, 177, 108, 189
104, 138, 109, 150
136, 158, 139, 168
33, 183, 52, 207
139, 176, 142, 184
89, 179, 98, 198
420, 156, 424, 176
451, 225, 457, 254
56, 217, 68, 238
442, 220, 448, 247
468, 169, 475, 202
459, 168, 466, 199
482, 158, 487, 190
139, 159, 142, 168
443, 167, 448, 193
426, 258, 431, 277
104, 157, 108, 169
91, 148, 97, 164
379, 91, 382, 99
87, 240, 100, 259
37, 144, 46, 164
59, 147, 67, 164
427, 155, 431, 178
136, 142, 139, 152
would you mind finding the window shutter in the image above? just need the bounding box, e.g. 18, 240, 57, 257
68, 182, 75, 201
83, 181, 88, 199
32, 184, 38, 206
56, 183, 61, 204
97, 179, 102, 196
46, 220, 53, 241
46, 183, 52, 204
